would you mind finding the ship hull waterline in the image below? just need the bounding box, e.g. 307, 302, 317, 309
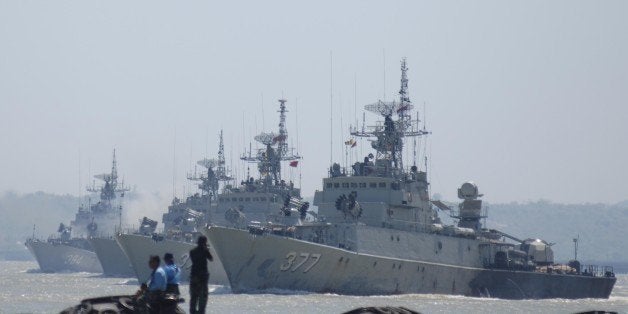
115, 233, 228, 285
203, 226, 616, 299
89, 237, 135, 277
25, 240, 103, 273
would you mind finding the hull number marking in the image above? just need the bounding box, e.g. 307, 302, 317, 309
280, 252, 321, 273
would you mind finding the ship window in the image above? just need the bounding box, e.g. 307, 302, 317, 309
359, 183, 367, 188
379, 182, 386, 188
342, 183, 349, 188
260, 197, 267, 201
326, 183, 332, 189
334, 183, 340, 188
253, 197, 259, 202
391, 183, 400, 190
245, 197, 251, 202
350, 183, 358, 188
239, 197, 244, 202
369, 182, 377, 188
231, 198, 237, 201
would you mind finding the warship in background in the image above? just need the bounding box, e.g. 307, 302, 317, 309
204, 59, 616, 299
118, 99, 308, 286
89, 216, 158, 277
116, 131, 233, 285
26, 151, 129, 273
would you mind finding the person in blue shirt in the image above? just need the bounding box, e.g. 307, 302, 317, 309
163, 253, 181, 294
142, 255, 167, 314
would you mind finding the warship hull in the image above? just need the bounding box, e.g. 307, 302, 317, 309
115, 233, 228, 285
204, 226, 616, 299
25, 240, 103, 273
89, 237, 134, 277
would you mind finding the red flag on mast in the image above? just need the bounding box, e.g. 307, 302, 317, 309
289, 160, 299, 167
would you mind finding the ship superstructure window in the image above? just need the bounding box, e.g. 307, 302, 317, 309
326, 183, 332, 189
231, 197, 237, 202
350, 183, 358, 188
239, 197, 244, 202
245, 197, 251, 202
379, 182, 387, 188
253, 197, 259, 202
260, 197, 267, 201
359, 183, 367, 188
342, 183, 349, 188
369, 183, 377, 188
334, 183, 340, 188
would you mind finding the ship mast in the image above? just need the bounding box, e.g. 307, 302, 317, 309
189, 130, 233, 198
241, 98, 301, 188
350, 58, 429, 178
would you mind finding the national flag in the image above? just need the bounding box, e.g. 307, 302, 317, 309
289, 160, 299, 167
344, 138, 356, 146
351, 141, 357, 148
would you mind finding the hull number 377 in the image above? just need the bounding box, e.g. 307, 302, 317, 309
280, 252, 321, 273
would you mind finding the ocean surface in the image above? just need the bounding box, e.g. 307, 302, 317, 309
1, 261, 626, 314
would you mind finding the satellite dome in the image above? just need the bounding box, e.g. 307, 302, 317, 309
458, 182, 479, 200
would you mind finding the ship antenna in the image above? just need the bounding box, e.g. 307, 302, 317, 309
573, 235, 580, 261
354, 72, 357, 166
172, 128, 177, 199
329, 50, 334, 165
261, 92, 265, 131
78, 148, 82, 209
340, 92, 345, 169
111, 149, 118, 187
413, 115, 417, 167
295, 97, 302, 188
278, 98, 289, 158
295, 97, 300, 158
218, 129, 227, 181
383, 48, 386, 101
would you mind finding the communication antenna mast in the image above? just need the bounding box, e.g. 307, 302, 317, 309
277, 98, 289, 157
350, 58, 429, 177
217, 129, 227, 180
172, 130, 177, 198
330, 51, 334, 165
241, 98, 300, 187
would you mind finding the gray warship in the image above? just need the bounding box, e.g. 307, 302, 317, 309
116, 130, 234, 285
26, 151, 129, 273
203, 59, 616, 299
118, 100, 308, 286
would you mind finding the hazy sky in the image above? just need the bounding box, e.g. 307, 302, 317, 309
1, 1, 627, 205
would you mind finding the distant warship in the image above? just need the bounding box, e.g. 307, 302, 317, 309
203, 59, 616, 299
26, 150, 129, 273
116, 130, 233, 285
118, 99, 308, 286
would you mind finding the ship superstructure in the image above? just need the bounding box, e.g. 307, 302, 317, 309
203, 59, 616, 299
212, 98, 307, 227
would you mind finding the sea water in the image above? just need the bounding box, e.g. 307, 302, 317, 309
1, 261, 626, 313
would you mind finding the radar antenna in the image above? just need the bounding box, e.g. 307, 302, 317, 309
241, 98, 301, 186
87, 149, 130, 202
188, 130, 233, 197
350, 58, 429, 176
